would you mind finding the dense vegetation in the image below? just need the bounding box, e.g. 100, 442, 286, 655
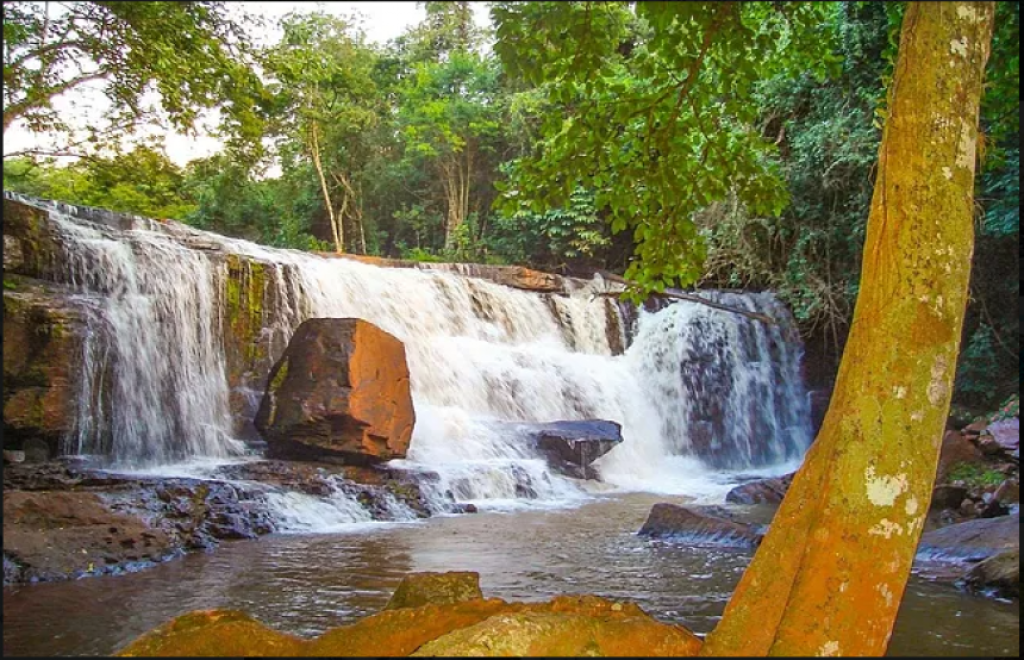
3, 1, 1018, 410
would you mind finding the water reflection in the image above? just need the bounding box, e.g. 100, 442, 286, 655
3, 494, 1018, 657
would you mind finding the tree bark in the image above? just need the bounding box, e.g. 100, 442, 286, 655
700, 2, 994, 656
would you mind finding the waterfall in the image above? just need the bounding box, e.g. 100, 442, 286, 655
9, 194, 812, 505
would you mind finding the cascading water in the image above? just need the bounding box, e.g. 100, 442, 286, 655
9, 193, 813, 519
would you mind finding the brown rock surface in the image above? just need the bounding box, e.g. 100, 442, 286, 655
385, 571, 484, 610
255, 318, 414, 465
3, 276, 91, 453
115, 588, 703, 657
3, 490, 175, 582
916, 513, 1019, 562
117, 610, 305, 657
411, 610, 702, 657
936, 430, 986, 483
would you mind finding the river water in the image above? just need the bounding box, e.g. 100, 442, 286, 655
3, 492, 1018, 657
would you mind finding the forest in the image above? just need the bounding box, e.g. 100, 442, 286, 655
4, 1, 1018, 412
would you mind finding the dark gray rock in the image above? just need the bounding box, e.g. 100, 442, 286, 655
637, 503, 763, 549
725, 472, 795, 505
517, 420, 623, 479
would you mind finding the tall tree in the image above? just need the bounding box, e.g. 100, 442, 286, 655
701, 2, 995, 655
262, 12, 381, 254
2, 1, 265, 152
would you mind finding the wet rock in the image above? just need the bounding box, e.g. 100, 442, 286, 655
936, 430, 986, 483
3, 450, 25, 464
964, 549, 1019, 599
116, 609, 305, 657
3, 277, 93, 453
116, 591, 702, 658
3, 490, 175, 584
256, 318, 415, 466
916, 514, 1019, 562
385, 571, 485, 611
522, 420, 623, 479
725, 472, 795, 505
637, 503, 763, 548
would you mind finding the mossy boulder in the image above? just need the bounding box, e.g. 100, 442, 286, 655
115, 574, 705, 657
255, 318, 415, 465
117, 609, 304, 657
385, 571, 484, 610
3, 276, 92, 452
411, 610, 702, 657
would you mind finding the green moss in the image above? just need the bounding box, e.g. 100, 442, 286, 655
270, 361, 289, 392
948, 462, 1006, 488
3, 278, 17, 290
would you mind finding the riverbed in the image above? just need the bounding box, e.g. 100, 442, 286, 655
2, 492, 1018, 656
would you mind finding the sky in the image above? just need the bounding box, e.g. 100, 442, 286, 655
3, 1, 493, 167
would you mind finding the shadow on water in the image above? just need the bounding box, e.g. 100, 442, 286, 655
3, 493, 1018, 657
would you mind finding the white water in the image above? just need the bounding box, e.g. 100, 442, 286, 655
11, 194, 813, 528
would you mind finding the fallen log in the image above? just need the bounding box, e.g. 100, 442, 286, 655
590, 271, 777, 326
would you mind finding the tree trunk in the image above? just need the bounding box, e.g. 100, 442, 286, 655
700, 2, 994, 656
309, 122, 343, 253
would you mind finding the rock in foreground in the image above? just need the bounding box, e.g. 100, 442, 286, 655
386, 571, 484, 610
118, 571, 702, 657
255, 318, 415, 465
637, 503, 763, 549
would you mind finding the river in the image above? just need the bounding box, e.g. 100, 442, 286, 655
3, 492, 1018, 657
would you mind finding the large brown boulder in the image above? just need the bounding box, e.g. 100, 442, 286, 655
637, 503, 763, 549
517, 420, 623, 479
936, 430, 986, 483
255, 318, 415, 465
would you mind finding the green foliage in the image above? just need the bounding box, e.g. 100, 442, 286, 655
3, 146, 196, 219
947, 462, 1006, 489
491, 1, 839, 299
989, 394, 1020, 423
3, 1, 266, 153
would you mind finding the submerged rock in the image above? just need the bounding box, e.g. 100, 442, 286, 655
964, 549, 1019, 599
255, 318, 415, 466
637, 503, 763, 548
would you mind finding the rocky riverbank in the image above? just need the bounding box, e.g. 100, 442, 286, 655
1, 457, 459, 586
642, 406, 1021, 601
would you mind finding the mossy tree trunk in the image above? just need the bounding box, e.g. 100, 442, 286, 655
700, 2, 995, 656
